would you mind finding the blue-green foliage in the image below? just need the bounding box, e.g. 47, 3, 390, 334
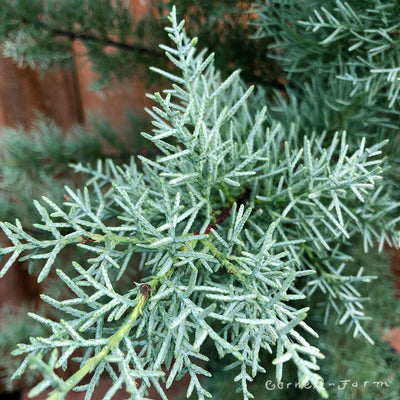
0, 7, 399, 400
255, 0, 400, 146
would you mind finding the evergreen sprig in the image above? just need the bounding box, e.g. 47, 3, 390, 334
255, 0, 400, 147
0, 7, 399, 400
256, 0, 400, 104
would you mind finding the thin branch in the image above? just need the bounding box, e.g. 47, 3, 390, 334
50, 27, 163, 57
44, 285, 151, 400
15, 15, 163, 57
195, 187, 252, 235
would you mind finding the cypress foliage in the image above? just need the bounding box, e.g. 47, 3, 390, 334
0, 2, 399, 399
255, 0, 400, 145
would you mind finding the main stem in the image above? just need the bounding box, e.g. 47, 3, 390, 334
27, 198, 248, 398
43, 289, 151, 400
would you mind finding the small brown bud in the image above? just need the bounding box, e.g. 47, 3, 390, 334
140, 283, 152, 298
79, 237, 96, 244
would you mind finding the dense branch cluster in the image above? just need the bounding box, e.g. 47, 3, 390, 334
1, 7, 399, 400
